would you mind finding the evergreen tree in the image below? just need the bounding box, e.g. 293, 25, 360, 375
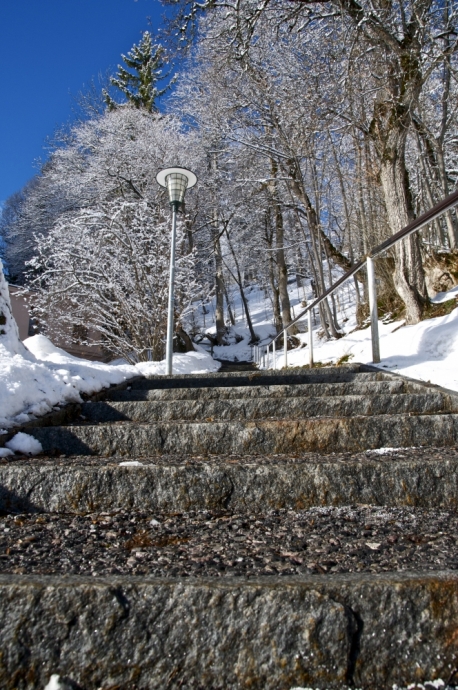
104, 32, 167, 113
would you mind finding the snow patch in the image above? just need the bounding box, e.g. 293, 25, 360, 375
430, 283, 458, 303
43, 675, 74, 690
119, 460, 144, 466
0, 319, 218, 429
135, 345, 220, 376
5, 432, 43, 456
366, 447, 416, 455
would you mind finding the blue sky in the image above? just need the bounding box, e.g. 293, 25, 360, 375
0, 0, 166, 204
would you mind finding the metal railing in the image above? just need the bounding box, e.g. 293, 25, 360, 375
253, 188, 458, 369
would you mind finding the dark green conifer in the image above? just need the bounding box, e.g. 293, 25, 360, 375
104, 32, 167, 113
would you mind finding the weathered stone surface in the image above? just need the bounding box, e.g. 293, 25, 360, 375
135, 364, 362, 383
5, 365, 458, 688
0, 572, 457, 689
80, 392, 454, 423
28, 413, 458, 457
2, 454, 458, 513
108, 378, 414, 401
130, 368, 386, 390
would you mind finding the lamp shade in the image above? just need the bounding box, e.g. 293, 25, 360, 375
156, 167, 197, 206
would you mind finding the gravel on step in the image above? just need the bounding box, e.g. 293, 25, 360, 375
2, 445, 458, 467
1, 505, 458, 578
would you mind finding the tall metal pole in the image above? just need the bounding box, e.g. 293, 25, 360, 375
367, 256, 381, 364
283, 329, 288, 368
165, 204, 178, 375
308, 310, 314, 368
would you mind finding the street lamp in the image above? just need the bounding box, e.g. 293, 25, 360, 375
156, 167, 197, 375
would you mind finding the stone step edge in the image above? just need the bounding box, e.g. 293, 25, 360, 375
80, 392, 458, 422
28, 413, 458, 458
0, 365, 368, 447
106, 381, 422, 401
0, 570, 456, 690
141, 363, 362, 380
2, 456, 458, 513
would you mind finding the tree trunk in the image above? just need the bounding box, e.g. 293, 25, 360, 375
175, 324, 195, 352
265, 216, 282, 332
211, 217, 226, 344
224, 229, 258, 343
436, 150, 458, 248
379, 144, 427, 324
223, 282, 236, 326
274, 200, 296, 333
269, 159, 296, 334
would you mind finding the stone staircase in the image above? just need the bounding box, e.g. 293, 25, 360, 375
1, 363, 458, 689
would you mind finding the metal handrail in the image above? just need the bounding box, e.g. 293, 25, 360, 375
254, 187, 458, 369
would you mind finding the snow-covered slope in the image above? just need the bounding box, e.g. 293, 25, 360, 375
280, 307, 458, 392
0, 332, 219, 430
1, 253, 457, 431
0, 263, 219, 430
200, 273, 458, 393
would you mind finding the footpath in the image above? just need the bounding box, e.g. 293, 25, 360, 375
1, 363, 458, 689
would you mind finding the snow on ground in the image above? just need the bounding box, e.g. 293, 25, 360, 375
201, 270, 458, 393
0, 263, 219, 432
0, 335, 218, 431
2, 251, 458, 435
431, 283, 458, 303
5, 431, 43, 455
273, 305, 458, 393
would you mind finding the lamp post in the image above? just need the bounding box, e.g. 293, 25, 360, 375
156, 167, 197, 375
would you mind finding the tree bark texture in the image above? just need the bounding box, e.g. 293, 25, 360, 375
378, 141, 427, 323
212, 219, 226, 344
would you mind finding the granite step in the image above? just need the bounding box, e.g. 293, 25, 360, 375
27, 412, 458, 457
0, 571, 457, 689
2, 447, 458, 514
5, 363, 458, 689
129, 368, 389, 390
134, 363, 362, 382
79, 392, 457, 424
107, 378, 418, 401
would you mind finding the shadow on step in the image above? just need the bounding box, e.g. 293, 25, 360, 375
27, 428, 95, 457
82, 402, 131, 423
0, 485, 42, 515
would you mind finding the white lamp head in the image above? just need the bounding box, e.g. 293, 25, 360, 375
156, 167, 197, 207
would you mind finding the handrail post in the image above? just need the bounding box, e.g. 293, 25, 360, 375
266, 344, 270, 369
308, 310, 313, 368
284, 329, 288, 368
367, 256, 381, 364
273, 339, 276, 370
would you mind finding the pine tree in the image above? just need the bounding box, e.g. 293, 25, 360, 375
104, 32, 167, 113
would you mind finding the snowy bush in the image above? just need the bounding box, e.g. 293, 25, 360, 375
28, 199, 198, 363
17, 106, 203, 363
